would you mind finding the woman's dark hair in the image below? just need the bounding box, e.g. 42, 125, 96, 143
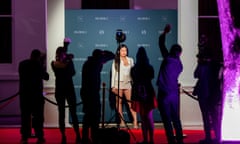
136, 46, 149, 66
114, 44, 128, 72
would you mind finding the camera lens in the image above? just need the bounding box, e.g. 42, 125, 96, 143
116, 29, 126, 43
117, 32, 122, 36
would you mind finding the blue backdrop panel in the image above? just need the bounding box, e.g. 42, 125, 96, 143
65, 10, 177, 123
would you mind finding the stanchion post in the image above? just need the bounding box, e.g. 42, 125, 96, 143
101, 82, 106, 128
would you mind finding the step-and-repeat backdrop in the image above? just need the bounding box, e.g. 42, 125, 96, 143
65, 9, 177, 123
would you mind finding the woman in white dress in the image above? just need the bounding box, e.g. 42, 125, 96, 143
111, 44, 138, 128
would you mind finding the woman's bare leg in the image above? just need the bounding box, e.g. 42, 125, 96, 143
124, 89, 138, 127
115, 89, 124, 125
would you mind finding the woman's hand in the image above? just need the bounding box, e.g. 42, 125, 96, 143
111, 88, 118, 95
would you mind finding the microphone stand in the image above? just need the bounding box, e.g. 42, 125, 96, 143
116, 41, 122, 130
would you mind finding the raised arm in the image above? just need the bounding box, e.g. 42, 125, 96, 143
158, 24, 171, 58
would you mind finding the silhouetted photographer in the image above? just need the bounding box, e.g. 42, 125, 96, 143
80, 49, 115, 144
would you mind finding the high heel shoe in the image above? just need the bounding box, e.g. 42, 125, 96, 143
133, 121, 139, 129
119, 122, 125, 128
133, 124, 139, 129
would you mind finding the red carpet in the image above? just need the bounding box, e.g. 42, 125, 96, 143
0, 127, 205, 144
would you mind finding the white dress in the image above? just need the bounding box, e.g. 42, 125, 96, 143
111, 57, 134, 89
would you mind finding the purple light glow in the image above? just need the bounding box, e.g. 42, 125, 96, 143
217, 0, 240, 141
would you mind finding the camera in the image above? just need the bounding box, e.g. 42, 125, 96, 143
115, 29, 126, 43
